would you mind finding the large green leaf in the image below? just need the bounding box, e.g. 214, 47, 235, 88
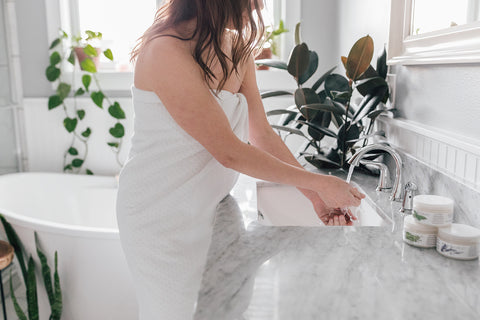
83, 44, 99, 57
337, 122, 361, 150
81, 127, 92, 138
52, 252, 63, 320
355, 76, 387, 97
68, 147, 78, 155
77, 109, 86, 120
108, 102, 126, 119
56, 82, 71, 100
81, 58, 97, 73
10, 272, 28, 320
109, 123, 125, 138
376, 47, 388, 79
103, 49, 114, 61
295, 22, 301, 45
311, 66, 337, 92
296, 119, 337, 138
49, 38, 61, 50
48, 95, 63, 110
345, 35, 374, 80
46, 65, 61, 82
294, 88, 320, 120
27, 256, 39, 320
303, 153, 341, 169
63, 117, 77, 133
298, 51, 318, 85
72, 159, 84, 168
49, 52, 61, 65
325, 74, 350, 103
266, 109, 299, 117
299, 103, 344, 116
67, 49, 76, 65
352, 86, 388, 124
82, 74, 92, 91
91, 91, 105, 108
254, 59, 288, 70
260, 90, 292, 99
287, 43, 310, 80
35, 233, 55, 307
271, 124, 306, 138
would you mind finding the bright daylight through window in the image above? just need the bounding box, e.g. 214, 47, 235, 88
76, 0, 276, 72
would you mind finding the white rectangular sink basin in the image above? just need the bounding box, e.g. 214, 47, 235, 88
256, 181, 390, 227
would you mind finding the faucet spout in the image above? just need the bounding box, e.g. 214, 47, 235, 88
348, 144, 403, 201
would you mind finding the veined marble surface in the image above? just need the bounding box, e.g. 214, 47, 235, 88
194, 171, 480, 320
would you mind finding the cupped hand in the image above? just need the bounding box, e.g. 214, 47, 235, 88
316, 175, 365, 208
311, 197, 358, 226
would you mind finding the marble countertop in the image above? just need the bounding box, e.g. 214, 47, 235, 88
193, 169, 480, 320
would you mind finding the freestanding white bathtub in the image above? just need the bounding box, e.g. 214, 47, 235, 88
0, 172, 137, 320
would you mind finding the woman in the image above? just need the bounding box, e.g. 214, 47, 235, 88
116, 0, 365, 318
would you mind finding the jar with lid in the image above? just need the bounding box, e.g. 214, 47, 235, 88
436, 224, 480, 260
403, 215, 438, 248
413, 195, 454, 227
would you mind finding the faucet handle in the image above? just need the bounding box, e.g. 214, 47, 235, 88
360, 160, 391, 192
400, 182, 417, 213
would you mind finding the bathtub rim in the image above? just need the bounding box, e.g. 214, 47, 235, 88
0, 171, 120, 240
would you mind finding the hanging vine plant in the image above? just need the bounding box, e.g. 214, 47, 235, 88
45, 30, 126, 175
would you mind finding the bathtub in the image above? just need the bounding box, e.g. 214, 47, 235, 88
0, 172, 137, 320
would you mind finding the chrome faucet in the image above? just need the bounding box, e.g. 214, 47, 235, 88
348, 144, 403, 201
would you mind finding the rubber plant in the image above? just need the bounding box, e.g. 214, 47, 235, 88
0, 214, 62, 320
256, 28, 392, 170
45, 30, 126, 175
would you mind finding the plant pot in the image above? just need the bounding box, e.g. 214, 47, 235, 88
256, 47, 272, 70
74, 47, 102, 70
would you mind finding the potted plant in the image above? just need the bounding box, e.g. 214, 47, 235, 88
71, 30, 110, 70
256, 31, 393, 171
45, 30, 125, 175
256, 20, 289, 70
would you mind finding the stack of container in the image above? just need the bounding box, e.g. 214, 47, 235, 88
402, 195, 480, 260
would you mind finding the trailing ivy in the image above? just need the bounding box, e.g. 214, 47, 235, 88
45, 29, 126, 174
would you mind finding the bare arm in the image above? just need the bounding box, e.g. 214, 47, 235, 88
135, 39, 362, 208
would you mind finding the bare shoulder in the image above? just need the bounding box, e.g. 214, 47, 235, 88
134, 36, 199, 91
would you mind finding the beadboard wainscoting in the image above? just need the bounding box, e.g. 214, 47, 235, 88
22, 97, 134, 175
378, 116, 480, 192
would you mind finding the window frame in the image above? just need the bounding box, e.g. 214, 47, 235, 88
388, 0, 480, 65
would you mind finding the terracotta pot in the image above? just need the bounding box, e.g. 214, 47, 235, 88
256, 47, 272, 70
74, 47, 102, 70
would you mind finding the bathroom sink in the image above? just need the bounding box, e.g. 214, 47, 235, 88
256, 181, 391, 227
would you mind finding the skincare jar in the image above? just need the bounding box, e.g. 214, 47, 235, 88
412, 195, 454, 227
436, 224, 480, 260
403, 215, 438, 248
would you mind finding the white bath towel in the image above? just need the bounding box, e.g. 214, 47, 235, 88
116, 86, 248, 320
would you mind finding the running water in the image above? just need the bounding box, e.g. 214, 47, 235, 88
346, 165, 356, 183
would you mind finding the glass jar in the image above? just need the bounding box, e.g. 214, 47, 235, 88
412, 195, 454, 227
403, 215, 438, 248
437, 224, 480, 260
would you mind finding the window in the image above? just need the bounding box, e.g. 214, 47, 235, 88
45, 0, 283, 90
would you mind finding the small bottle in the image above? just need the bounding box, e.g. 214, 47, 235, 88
403, 215, 438, 248
412, 195, 454, 227
436, 224, 480, 260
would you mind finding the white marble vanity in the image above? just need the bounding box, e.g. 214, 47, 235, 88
194, 168, 480, 319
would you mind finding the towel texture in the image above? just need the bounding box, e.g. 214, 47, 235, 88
116, 86, 248, 319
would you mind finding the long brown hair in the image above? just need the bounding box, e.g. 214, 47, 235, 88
130, 0, 265, 91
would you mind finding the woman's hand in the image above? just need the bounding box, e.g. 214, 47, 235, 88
311, 196, 358, 226
316, 175, 365, 209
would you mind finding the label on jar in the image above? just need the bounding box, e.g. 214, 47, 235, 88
436, 238, 479, 260
404, 230, 436, 248
413, 209, 453, 226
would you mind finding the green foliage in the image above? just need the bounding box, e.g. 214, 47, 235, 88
0, 215, 63, 320
45, 29, 126, 174
256, 30, 393, 169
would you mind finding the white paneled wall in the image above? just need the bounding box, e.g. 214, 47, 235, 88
23, 97, 134, 176
378, 117, 480, 192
